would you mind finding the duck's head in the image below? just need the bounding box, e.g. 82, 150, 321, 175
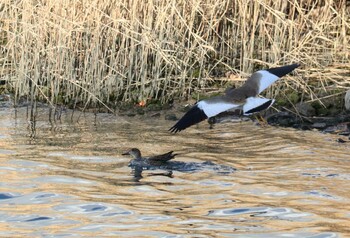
122, 148, 142, 159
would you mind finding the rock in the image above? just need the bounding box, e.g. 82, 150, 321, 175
323, 123, 350, 134
266, 112, 302, 127
210, 110, 247, 125
300, 124, 312, 130
345, 90, 350, 111
339, 131, 350, 136
336, 138, 348, 143
296, 102, 316, 117
311, 122, 327, 129
165, 113, 177, 121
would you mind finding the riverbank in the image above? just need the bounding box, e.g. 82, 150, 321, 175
1, 90, 350, 143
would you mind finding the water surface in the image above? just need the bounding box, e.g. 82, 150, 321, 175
0, 107, 349, 237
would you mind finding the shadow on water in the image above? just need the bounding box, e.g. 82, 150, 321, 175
0, 105, 349, 237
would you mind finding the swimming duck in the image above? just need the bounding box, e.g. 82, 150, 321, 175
122, 148, 177, 167
122, 148, 236, 181
169, 63, 300, 133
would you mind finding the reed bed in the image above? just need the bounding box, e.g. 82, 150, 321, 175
0, 0, 349, 111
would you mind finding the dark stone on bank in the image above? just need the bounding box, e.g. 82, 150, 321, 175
339, 131, 350, 136
209, 110, 249, 125
311, 122, 327, 129
266, 112, 306, 128
323, 122, 350, 134
165, 113, 178, 121
267, 111, 350, 136
296, 102, 316, 117
336, 138, 348, 143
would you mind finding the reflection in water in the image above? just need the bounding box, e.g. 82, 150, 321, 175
131, 167, 173, 182
0, 107, 349, 237
130, 162, 236, 182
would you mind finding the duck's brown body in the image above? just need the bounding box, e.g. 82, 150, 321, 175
122, 148, 177, 166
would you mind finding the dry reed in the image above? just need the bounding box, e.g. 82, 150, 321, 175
0, 0, 349, 111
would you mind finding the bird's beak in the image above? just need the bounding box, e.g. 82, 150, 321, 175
122, 151, 130, 155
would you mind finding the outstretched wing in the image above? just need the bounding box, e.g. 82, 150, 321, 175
169, 98, 240, 133
244, 63, 300, 94
243, 97, 275, 115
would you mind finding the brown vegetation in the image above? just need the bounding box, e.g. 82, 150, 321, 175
0, 0, 349, 112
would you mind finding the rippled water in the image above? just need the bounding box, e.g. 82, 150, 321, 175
0, 106, 349, 237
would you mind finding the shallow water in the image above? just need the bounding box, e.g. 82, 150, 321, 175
0, 106, 349, 237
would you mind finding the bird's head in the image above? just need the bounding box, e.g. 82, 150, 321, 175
122, 148, 142, 159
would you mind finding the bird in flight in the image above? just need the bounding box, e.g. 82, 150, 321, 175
169, 64, 300, 133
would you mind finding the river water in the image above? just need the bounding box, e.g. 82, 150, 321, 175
0, 106, 349, 237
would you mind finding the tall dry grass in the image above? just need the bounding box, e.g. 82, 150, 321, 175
0, 0, 349, 110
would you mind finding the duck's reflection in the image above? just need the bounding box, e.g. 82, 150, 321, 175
131, 167, 173, 182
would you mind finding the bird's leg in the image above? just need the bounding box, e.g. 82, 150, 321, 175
255, 114, 268, 127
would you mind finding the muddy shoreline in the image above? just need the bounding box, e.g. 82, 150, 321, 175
1, 93, 350, 142
165, 103, 350, 143
114, 99, 350, 142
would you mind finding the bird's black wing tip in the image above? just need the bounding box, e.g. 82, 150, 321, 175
169, 126, 181, 133
266, 63, 301, 78
290, 63, 300, 67
289, 63, 301, 70
168, 104, 207, 133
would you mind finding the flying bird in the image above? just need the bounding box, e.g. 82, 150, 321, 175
169, 64, 300, 133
